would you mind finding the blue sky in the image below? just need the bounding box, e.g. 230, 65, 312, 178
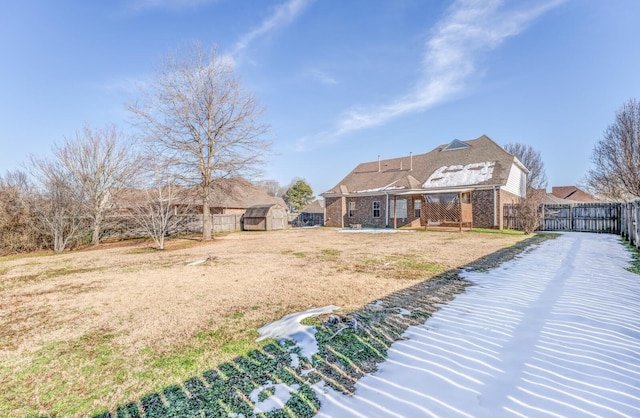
1, 0, 639, 196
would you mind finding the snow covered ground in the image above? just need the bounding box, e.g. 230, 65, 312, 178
314, 232, 640, 417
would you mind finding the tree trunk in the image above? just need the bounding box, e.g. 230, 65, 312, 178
91, 213, 101, 246
202, 193, 212, 240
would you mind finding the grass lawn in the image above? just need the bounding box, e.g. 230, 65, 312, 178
0, 227, 539, 416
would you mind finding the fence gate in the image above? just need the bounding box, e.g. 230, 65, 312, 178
542, 204, 572, 231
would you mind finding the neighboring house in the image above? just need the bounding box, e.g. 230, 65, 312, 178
550, 186, 601, 203
321, 135, 528, 229
294, 199, 325, 226
187, 177, 288, 215
111, 177, 287, 216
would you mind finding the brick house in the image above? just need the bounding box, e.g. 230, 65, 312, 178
550, 186, 601, 203
321, 135, 528, 230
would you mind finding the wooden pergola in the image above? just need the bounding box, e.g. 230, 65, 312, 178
422, 189, 473, 232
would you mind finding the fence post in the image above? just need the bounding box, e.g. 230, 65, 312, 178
633, 200, 640, 248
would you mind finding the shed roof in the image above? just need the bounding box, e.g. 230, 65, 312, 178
244, 204, 284, 218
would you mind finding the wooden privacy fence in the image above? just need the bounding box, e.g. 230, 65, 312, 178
504, 202, 622, 234
102, 214, 243, 239
620, 200, 640, 248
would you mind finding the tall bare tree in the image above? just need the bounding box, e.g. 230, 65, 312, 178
129, 42, 271, 240
587, 98, 640, 201
54, 124, 140, 245
28, 156, 86, 253
504, 142, 548, 234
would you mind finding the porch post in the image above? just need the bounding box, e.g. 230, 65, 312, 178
458, 192, 462, 232
393, 195, 397, 229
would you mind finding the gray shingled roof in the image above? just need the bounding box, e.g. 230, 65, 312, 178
322, 135, 525, 196
206, 177, 287, 209
113, 177, 286, 210
300, 199, 325, 214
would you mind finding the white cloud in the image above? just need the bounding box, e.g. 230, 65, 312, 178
307, 0, 565, 144
233, 0, 314, 55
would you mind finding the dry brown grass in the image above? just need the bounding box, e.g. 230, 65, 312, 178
0, 227, 527, 416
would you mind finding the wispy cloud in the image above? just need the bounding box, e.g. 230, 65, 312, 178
233, 0, 314, 55
301, 0, 565, 148
307, 69, 338, 85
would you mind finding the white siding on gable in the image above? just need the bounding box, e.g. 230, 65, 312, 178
503, 163, 527, 197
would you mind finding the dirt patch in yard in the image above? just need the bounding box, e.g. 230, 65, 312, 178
0, 227, 534, 416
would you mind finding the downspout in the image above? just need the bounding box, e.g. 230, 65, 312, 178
493, 185, 498, 228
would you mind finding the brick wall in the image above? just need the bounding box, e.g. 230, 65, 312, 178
472, 189, 495, 228
324, 195, 421, 228
324, 196, 345, 227
344, 195, 387, 228
471, 188, 522, 229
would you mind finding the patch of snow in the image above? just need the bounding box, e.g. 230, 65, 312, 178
186, 258, 209, 266
354, 181, 403, 193
301, 367, 315, 376
256, 305, 339, 359
339, 228, 414, 234
423, 161, 495, 188
315, 233, 640, 417
249, 381, 300, 414
367, 300, 384, 309
395, 307, 411, 317
290, 352, 300, 368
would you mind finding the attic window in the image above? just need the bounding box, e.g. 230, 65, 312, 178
443, 139, 471, 151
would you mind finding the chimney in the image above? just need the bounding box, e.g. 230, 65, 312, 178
410, 152, 413, 171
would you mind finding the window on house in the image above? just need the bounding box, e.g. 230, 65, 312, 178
348, 201, 356, 217
414, 199, 421, 218
372, 201, 380, 218
389, 199, 407, 218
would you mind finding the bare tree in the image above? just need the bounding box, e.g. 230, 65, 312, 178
587, 98, 640, 201
28, 156, 86, 253
504, 142, 548, 234
129, 42, 271, 240
0, 170, 41, 254
54, 124, 140, 245
504, 142, 548, 191
127, 163, 192, 250
256, 179, 287, 198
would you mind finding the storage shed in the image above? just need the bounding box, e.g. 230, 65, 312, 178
243, 204, 287, 231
